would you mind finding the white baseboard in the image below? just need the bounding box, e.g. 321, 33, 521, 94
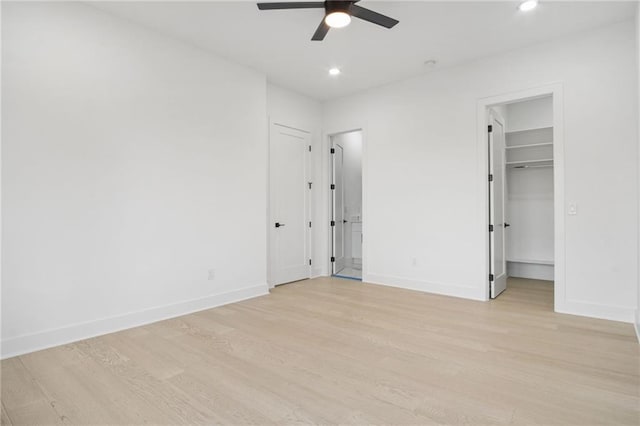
634, 310, 640, 343
364, 273, 484, 301
555, 299, 636, 324
365, 273, 637, 326
507, 262, 554, 281
1, 283, 269, 359
311, 267, 325, 279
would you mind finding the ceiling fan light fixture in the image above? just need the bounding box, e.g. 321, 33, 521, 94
325, 11, 351, 28
518, 0, 538, 12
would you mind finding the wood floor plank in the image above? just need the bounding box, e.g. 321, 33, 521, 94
1, 358, 49, 412
0, 358, 61, 425
1, 277, 638, 425
1, 402, 13, 426
2, 400, 63, 426
27, 348, 164, 424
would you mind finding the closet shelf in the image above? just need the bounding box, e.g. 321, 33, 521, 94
506, 158, 553, 167
505, 142, 553, 150
507, 258, 554, 266
505, 126, 553, 135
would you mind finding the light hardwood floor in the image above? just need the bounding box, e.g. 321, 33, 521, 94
2, 277, 639, 425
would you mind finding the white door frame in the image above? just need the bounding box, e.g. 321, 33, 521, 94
326, 129, 366, 279
267, 120, 312, 288
477, 83, 565, 311
332, 142, 346, 273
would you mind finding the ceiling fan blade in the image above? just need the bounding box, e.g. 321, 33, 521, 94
311, 19, 330, 41
349, 4, 398, 29
257, 2, 325, 10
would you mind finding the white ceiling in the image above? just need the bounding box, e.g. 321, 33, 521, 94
91, 1, 636, 100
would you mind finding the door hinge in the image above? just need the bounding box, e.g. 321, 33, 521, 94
489, 273, 494, 281
488, 174, 493, 182
489, 224, 494, 232
330, 220, 335, 227
309, 259, 312, 266
309, 221, 312, 228
488, 125, 493, 133
308, 182, 312, 189
330, 148, 335, 154
330, 183, 335, 190
331, 256, 335, 262
308, 145, 312, 152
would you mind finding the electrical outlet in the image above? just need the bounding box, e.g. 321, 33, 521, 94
568, 203, 577, 216
208, 269, 216, 280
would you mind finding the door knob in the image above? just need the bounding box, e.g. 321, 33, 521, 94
504, 223, 511, 228
275, 222, 285, 228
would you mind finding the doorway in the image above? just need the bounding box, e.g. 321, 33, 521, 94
330, 130, 363, 280
487, 95, 556, 302
269, 123, 311, 287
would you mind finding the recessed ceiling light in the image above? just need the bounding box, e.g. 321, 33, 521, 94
424, 59, 437, 67
329, 67, 341, 76
325, 11, 351, 28
518, 0, 538, 12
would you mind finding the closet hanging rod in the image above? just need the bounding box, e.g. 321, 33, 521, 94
512, 164, 553, 169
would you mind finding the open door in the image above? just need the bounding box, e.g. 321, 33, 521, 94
488, 111, 508, 298
331, 143, 345, 273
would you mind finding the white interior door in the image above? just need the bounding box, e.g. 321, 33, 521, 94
269, 124, 310, 286
489, 111, 508, 298
332, 143, 345, 273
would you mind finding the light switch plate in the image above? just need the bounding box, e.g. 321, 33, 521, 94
568, 203, 577, 215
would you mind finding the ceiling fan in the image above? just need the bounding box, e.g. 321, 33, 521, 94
256, 1, 399, 41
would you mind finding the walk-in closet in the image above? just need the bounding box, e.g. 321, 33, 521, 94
488, 95, 555, 300
504, 96, 554, 282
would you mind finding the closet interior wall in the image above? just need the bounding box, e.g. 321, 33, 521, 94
504, 96, 555, 281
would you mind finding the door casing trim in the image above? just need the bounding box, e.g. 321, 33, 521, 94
477, 84, 565, 311
325, 128, 365, 279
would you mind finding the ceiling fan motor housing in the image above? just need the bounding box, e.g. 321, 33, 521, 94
325, 1, 355, 14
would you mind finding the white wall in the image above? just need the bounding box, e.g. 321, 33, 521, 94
2, 2, 269, 358
332, 131, 362, 264
506, 162, 554, 259
636, 3, 640, 339
0, 3, 4, 358
323, 21, 638, 322
266, 84, 324, 278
